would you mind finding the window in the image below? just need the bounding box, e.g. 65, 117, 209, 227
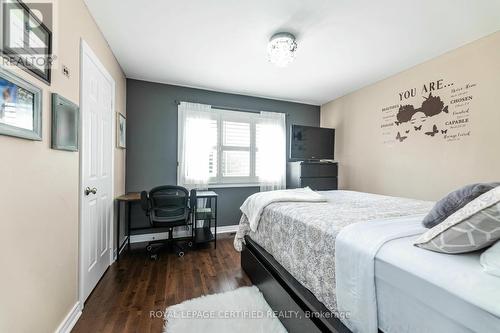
178, 102, 286, 189
209, 109, 258, 185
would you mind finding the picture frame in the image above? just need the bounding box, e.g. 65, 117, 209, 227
117, 112, 126, 148
51, 93, 79, 151
1, 0, 53, 84
0, 65, 42, 140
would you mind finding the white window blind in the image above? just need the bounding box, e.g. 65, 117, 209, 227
212, 110, 256, 184
207, 119, 218, 178
178, 102, 286, 190
223, 121, 250, 147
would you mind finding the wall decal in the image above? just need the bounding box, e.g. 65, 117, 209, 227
381, 79, 476, 145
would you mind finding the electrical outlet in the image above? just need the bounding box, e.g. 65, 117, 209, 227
62, 65, 70, 78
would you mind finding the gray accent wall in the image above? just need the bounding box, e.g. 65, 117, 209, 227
126, 79, 320, 230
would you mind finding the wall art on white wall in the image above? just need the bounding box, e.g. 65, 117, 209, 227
0, 66, 42, 140
51, 93, 79, 151
380, 78, 476, 145
117, 112, 126, 148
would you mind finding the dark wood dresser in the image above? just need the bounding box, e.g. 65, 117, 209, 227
288, 161, 338, 191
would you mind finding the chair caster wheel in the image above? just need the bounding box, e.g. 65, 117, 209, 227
178, 251, 184, 257
150, 254, 158, 261
146, 245, 153, 252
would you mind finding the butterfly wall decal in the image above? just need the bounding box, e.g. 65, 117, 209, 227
396, 131, 408, 142
425, 125, 439, 137
441, 129, 448, 134
414, 125, 422, 131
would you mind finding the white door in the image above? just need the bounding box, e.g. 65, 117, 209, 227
80, 41, 114, 302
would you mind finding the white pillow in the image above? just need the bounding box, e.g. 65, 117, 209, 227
480, 240, 500, 277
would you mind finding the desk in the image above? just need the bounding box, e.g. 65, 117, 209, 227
115, 190, 218, 261
115, 192, 140, 261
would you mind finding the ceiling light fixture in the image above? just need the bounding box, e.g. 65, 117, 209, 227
267, 32, 297, 68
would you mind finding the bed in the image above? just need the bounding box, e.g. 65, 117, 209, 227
235, 190, 433, 331
235, 190, 500, 333
376, 234, 500, 333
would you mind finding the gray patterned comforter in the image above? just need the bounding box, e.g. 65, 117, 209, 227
234, 190, 434, 313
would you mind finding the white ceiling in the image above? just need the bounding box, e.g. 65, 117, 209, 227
84, 0, 500, 105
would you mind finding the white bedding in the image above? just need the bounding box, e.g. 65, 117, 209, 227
239, 187, 326, 232
336, 213, 500, 333
376, 234, 500, 333
335, 214, 428, 333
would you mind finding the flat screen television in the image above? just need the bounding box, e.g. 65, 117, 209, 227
290, 125, 335, 161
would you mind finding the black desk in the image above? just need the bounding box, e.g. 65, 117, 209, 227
115, 191, 218, 261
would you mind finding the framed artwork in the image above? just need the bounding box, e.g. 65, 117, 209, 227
117, 112, 126, 148
0, 65, 42, 140
1, 0, 53, 84
51, 93, 79, 151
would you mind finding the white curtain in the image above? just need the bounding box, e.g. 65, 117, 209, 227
177, 102, 213, 190
257, 111, 286, 192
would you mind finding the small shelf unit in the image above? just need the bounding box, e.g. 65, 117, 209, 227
192, 191, 218, 248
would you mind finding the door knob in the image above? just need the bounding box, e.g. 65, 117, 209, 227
85, 187, 98, 195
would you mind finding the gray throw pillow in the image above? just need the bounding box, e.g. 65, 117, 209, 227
415, 186, 500, 254
422, 182, 500, 228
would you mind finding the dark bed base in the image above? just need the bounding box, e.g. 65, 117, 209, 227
241, 236, 351, 333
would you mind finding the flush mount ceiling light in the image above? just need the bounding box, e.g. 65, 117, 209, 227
267, 32, 297, 68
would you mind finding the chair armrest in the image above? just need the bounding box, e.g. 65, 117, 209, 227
140, 191, 150, 215
189, 189, 197, 210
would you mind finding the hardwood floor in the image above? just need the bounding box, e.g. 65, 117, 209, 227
72, 234, 251, 333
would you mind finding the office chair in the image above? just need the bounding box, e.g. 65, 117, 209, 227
140, 186, 196, 259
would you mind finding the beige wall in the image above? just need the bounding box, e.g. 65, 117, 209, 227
0, 0, 126, 332
321, 31, 500, 201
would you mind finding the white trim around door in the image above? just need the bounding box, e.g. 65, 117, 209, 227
78, 39, 116, 307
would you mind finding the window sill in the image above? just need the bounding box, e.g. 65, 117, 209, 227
208, 183, 261, 189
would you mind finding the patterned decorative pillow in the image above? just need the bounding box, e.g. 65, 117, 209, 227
414, 186, 500, 254
422, 182, 500, 228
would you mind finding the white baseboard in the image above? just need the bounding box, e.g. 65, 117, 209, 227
55, 301, 82, 333
213, 224, 239, 234
130, 224, 239, 244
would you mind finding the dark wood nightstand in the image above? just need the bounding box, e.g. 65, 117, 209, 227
288, 161, 338, 190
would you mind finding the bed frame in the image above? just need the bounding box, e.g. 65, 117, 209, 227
241, 236, 351, 333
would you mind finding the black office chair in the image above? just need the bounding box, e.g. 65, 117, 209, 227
140, 186, 196, 259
